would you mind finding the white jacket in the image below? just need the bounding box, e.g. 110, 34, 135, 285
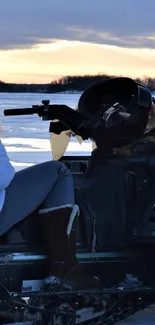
0, 140, 15, 211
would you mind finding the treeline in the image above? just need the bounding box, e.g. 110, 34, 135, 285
0, 81, 14, 92
49, 75, 155, 92
0, 81, 49, 93
0, 74, 155, 93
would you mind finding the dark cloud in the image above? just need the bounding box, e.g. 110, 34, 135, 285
0, 0, 155, 50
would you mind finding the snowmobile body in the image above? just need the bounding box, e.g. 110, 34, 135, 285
1, 77, 155, 324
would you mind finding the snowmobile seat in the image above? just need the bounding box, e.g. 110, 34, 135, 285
128, 157, 155, 245
74, 154, 155, 250
1, 154, 155, 253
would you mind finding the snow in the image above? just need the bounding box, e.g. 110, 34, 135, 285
0, 92, 92, 171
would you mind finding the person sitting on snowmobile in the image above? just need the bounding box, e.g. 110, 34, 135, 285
0, 138, 103, 289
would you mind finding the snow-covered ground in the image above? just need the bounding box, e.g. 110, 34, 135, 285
0, 92, 92, 171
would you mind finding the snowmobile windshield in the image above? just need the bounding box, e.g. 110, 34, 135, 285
78, 77, 152, 122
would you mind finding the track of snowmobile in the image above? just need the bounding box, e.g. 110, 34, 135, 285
5, 304, 155, 324
7, 304, 155, 324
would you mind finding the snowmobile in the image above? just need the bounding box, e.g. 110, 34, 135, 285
1, 77, 155, 324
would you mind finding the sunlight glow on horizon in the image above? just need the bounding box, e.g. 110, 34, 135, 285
0, 39, 155, 84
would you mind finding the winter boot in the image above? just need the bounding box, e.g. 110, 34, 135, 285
39, 204, 100, 289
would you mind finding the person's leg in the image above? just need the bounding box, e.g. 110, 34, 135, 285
0, 159, 82, 284
0, 160, 74, 236
39, 203, 100, 289
0, 160, 99, 288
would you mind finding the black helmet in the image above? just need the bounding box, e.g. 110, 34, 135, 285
78, 77, 152, 121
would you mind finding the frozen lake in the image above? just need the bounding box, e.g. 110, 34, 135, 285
0, 92, 92, 171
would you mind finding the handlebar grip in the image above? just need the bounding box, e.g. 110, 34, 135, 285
4, 108, 38, 116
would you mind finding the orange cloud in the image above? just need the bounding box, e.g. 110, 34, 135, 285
0, 40, 155, 83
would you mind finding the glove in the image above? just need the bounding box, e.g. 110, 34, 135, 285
49, 121, 69, 134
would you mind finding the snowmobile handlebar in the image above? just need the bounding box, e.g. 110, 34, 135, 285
3, 99, 132, 121
4, 100, 57, 118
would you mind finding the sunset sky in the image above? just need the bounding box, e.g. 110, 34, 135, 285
0, 0, 155, 84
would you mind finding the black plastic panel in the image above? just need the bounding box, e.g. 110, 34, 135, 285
60, 156, 88, 174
